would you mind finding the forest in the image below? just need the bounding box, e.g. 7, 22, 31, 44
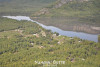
0, 0, 100, 67
0, 17, 100, 67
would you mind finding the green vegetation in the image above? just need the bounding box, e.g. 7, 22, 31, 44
33, 0, 100, 25
0, 0, 100, 67
0, 17, 100, 67
0, 0, 56, 16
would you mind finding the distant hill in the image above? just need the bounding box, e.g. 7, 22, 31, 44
33, 0, 100, 24
0, 0, 11, 2
0, 0, 57, 16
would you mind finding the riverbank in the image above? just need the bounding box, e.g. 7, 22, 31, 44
3, 16, 99, 42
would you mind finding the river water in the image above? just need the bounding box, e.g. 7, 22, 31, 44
3, 16, 99, 42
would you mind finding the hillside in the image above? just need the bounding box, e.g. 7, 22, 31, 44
33, 0, 100, 24
0, 17, 100, 67
0, 0, 100, 67
0, 0, 56, 16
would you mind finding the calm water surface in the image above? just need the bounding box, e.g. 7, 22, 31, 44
3, 16, 100, 42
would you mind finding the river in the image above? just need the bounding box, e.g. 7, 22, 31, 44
3, 16, 99, 42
